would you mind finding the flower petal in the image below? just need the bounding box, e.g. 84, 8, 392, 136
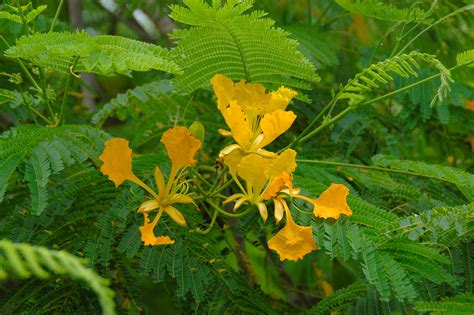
222, 148, 244, 177
273, 198, 285, 225
266, 148, 297, 178
259, 110, 297, 148
268, 208, 317, 261
221, 101, 253, 147
311, 184, 353, 219
268, 86, 297, 112
257, 202, 268, 222
139, 212, 175, 246
262, 172, 292, 200
161, 126, 201, 172
211, 74, 235, 111
99, 138, 137, 187
163, 205, 187, 227
137, 199, 160, 213
168, 193, 195, 205
154, 167, 166, 198
237, 154, 271, 192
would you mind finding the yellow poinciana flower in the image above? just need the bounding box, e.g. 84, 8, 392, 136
223, 149, 297, 222
267, 205, 317, 261
224, 148, 353, 222
211, 74, 297, 157
99, 126, 201, 246
223, 147, 353, 261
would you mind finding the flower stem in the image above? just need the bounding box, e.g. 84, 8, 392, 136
194, 209, 218, 235
296, 159, 450, 182
208, 200, 253, 218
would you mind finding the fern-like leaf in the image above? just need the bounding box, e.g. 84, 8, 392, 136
372, 155, 474, 201
416, 293, 474, 314
335, 0, 430, 23
0, 125, 109, 215
308, 281, 368, 314
5, 31, 181, 77
284, 25, 339, 68
0, 239, 115, 315
169, 0, 319, 92
338, 51, 452, 108
457, 50, 474, 68
0, 4, 47, 24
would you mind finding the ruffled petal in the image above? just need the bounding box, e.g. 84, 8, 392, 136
311, 184, 353, 219
268, 86, 297, 112
99, 138, 137, 187
237, 154, 271, 193
222, 101, 253, 147
268, 207, 317, 261
211, 74, 235, 111
266, 149, 297, 178
259, 110, 297, 148
262, 172, 292, 200
139, 212, 175, 246
161, 126, 201, 172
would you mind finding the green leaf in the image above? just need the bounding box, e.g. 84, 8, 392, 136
5, 32, 182, 77
170, 0, 319, 92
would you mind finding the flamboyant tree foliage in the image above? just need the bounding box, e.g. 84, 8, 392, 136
0, 1, 473, 314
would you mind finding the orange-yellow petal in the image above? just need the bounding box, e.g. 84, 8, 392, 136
259, 110, 297, 148
237, 154, 271, 192
138, 199, 160, 213
221, 101, 253, 147
273, 198, 285, 225
257, 202, 268, 222
139, 213, 175, 246
266, 148, 297, 178
222, 148, 244, 177
311, 184, 352, 219
268, 86, 297, 112
99, 138, 137, 187
211, 74, 235, 111
154, 167, 166, 198
262, 172, 292, 200
161, 126, 201, 172
163, 205, 187, 227
466, 100, 474, 111
268, 208, 317, 261
233, 80, 270, 116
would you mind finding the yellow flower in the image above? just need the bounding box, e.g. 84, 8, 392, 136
99, 126, 201, 246
268, 205, 317, 261
223, 149, 297, 222
223, 145, 353, 223
211, 74, 297, 157
309, 184, 352, 219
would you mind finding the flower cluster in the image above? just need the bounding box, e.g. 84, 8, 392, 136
97, 74, 353, 262
211, 74, 353, 261
99, 126, 201, 245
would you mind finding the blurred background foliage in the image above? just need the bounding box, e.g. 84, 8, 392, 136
0, 0, 473, 314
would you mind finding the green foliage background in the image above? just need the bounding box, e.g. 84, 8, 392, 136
0, 0, 473, 314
